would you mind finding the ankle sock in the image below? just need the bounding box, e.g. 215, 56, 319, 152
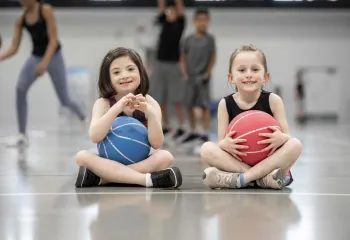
146, 173, 153, 187
236, 173, 246, 188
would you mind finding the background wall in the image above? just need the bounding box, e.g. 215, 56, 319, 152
1, 8, 350, 131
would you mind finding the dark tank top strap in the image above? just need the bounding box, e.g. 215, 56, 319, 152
108, 97, 117, 107
257, 90, 273, 116
224, 94, 242, 123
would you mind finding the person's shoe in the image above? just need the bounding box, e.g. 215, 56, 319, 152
75, 166, 101, 188
256, 168, 284, 190
202, 167, 240, 189
283, 170, 294, 187
172, 128, 185, 140
151, 167, 182, 188
181, 133, 200, 143
5, 134, 29, 148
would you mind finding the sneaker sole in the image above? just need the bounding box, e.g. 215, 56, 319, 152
168, 166, 183, 188
75, 166, 87, 188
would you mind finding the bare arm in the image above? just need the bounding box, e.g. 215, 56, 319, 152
157, 0, 166, 13
174, 0, 185, 16
89, 98, 123, 143
179, 52, 187, 79
145, 95, 164, 149
41, 4, 58, 66
205, 51, 216, 77
204, 37, 216, 77
269, 93, 291, 136
0, 16, 23, 61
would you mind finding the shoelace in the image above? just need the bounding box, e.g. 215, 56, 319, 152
216, 172, 234, 187
261, 173, 280, 189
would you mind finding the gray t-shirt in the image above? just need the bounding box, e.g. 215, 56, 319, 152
181, 33, 216, 79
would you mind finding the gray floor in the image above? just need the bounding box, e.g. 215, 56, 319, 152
1, 118, 350, 240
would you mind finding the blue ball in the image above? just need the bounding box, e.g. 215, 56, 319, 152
97, 116, 151, 165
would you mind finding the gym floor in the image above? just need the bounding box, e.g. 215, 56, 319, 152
0, 119, 350, 240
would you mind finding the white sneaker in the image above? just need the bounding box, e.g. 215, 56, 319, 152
5, 134, 29, 148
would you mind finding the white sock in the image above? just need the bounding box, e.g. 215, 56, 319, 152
145, 173, 153, 187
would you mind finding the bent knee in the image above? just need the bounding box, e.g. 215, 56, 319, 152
285, 138, 303, 161
200, 141, 217, 160
288, 138, 303, 152
154, 149, 174, 167
75, 150, 92, 166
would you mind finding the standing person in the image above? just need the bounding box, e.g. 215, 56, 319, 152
151, 0, 186, 141
179, 8, 216, 148
0, 0, 86, 147
295, 69, 306, 124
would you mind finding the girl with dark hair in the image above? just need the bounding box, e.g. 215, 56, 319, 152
74, 47, 182, 189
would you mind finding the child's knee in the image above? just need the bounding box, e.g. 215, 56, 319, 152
288, 138, 303, 155
153, 149, 174, 168
75, 150, 91, 166
200, 141, 216, 162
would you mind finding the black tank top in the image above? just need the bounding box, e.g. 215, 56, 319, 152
108, 97, 148, 128
224, 90, 273, 123
22, 3, 61, 57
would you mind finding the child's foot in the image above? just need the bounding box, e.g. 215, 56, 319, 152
75, 166, 101, 188
256, 168, 284, 190
283, 170, 294, 187
6, 134, 29, 148
150, 167, 182, 188
202, 167, 240, 189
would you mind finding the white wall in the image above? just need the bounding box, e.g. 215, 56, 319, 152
1, 8, 350, 130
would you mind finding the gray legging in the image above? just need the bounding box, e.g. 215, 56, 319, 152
16, 50, 86, 134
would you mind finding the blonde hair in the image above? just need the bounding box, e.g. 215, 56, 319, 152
228, 44, 268, 74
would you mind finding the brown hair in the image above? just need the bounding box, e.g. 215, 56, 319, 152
97, 47, 150, 98
228, 44, 269, 91
228, 44, 268, 74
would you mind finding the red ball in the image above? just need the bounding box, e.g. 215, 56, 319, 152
227, 110, 280, 165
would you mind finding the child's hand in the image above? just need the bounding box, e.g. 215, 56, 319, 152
133, 94, 153, 115
114, 93, 135, 112
219, 131, 248, 161
258, 126, 289, 156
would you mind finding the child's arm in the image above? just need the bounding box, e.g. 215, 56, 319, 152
217, 98, 248, 160
89, 94, 133, 143
144, 95, 164, 149
269, 93, 291, 137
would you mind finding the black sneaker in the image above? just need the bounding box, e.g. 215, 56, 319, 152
151, 167, 182, 188
172, 129, 185, 140
200, 134, 209, 142
75, 166, 101, 188
181, 133, 200, 143
162, 127, 171, 135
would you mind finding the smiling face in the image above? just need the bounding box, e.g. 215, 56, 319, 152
109, 56, 141, 95
97, 47, 150, 99
228, 48, 270, 93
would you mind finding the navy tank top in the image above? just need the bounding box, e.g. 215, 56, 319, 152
22, 3, 61, 57
224, 90, 273, 123
108, 97, 148, 128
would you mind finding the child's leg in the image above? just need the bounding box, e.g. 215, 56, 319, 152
74, 149, 182, 188
200, 141, 251, 173
201, 138, 302, 189
238, 138, 302, 189
200, 141, 252, 189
